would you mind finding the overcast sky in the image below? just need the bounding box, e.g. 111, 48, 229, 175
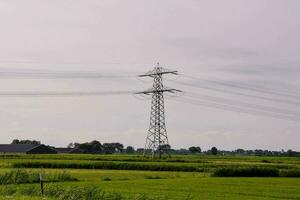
0, 0, 299, 150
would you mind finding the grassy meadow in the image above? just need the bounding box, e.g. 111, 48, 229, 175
0, 154, 299, 199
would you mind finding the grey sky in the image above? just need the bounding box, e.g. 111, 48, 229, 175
0, 0, 299, 150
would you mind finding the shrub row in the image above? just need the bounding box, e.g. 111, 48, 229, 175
213, 167, 279, 177
213, 167, 300, 177
12, 161, 200, 172
279, 169, 300, 177
0, 169, 77, 185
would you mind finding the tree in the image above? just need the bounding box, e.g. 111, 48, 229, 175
11, 139, 20, 144
103, 143, 116, 154
102, 143, 124, 154
74, 140, 103, 153
136, 148, 144, 154
211, 147, 218, 155
11, 139, 40, 145
158, 144, 171, 153
113, 143, 124, 153
254, 149, 264, 156
75, 143, 92, 153
236, 149, 245, 154
188, 146, 202, 154
175, 148, 190, 155
67, 143, 75, 148
287, 149, 297, 157
125, 146, 135, 154
90, 140, 102, 152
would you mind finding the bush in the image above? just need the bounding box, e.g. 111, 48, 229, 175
213, 167, 279, 177
144, 175, 162, 179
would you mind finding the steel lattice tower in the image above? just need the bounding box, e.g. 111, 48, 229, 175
137, 63, 181, 158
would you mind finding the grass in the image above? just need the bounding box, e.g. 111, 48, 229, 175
0, 169, 299, 199
0, 154, 299, 199
4, 171, 297, 200
87, 177, 300, 200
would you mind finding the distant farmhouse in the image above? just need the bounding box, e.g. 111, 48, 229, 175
0, 144, 57, 154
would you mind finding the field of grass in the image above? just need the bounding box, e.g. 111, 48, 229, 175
0, 154, 299, 199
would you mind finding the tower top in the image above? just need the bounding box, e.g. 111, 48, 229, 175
138, 64, 178, 78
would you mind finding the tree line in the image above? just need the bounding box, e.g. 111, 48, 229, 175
11, 139, 300, 156
11, 139, 41, 145
67, 141, 124, 154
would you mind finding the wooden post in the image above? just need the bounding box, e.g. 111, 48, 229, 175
40, 173, 44, 196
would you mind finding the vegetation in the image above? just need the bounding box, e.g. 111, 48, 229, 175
210, 147, 218, 155
188, 146, 201, 154
0, 185, 168, 200
11, 139, 41, 145
12, 160, 200, 172
125, 146, 135, 154
8, 139, 300, 156
9, 154, 300, 173
67, 141, 124, 154
213, 167, 279, 177
279, 169, 300, 177
0, 169, 77, 184
0, 154, 299, 199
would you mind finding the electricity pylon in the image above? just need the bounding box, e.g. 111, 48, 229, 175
137, 63, 181, 158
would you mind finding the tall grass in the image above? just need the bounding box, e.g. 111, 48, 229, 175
0, 184, 171, 200
12, 161, 201, 172
11, 159, 299, 173
0, 169, 77, 185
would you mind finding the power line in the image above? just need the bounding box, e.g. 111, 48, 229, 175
0, 91, 136, 97
0, 71, 134, 79
171, 97, 300, 122
185, 92, 300, 116
176, 81, 300, 106
183, 74, 300, 100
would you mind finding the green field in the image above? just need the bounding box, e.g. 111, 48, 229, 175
0, 154, 299, 199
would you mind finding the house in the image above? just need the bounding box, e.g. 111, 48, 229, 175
0, 144, 57, 154
55, 148, 84, 154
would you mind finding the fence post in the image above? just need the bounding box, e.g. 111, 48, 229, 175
40, 173, 44, 196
